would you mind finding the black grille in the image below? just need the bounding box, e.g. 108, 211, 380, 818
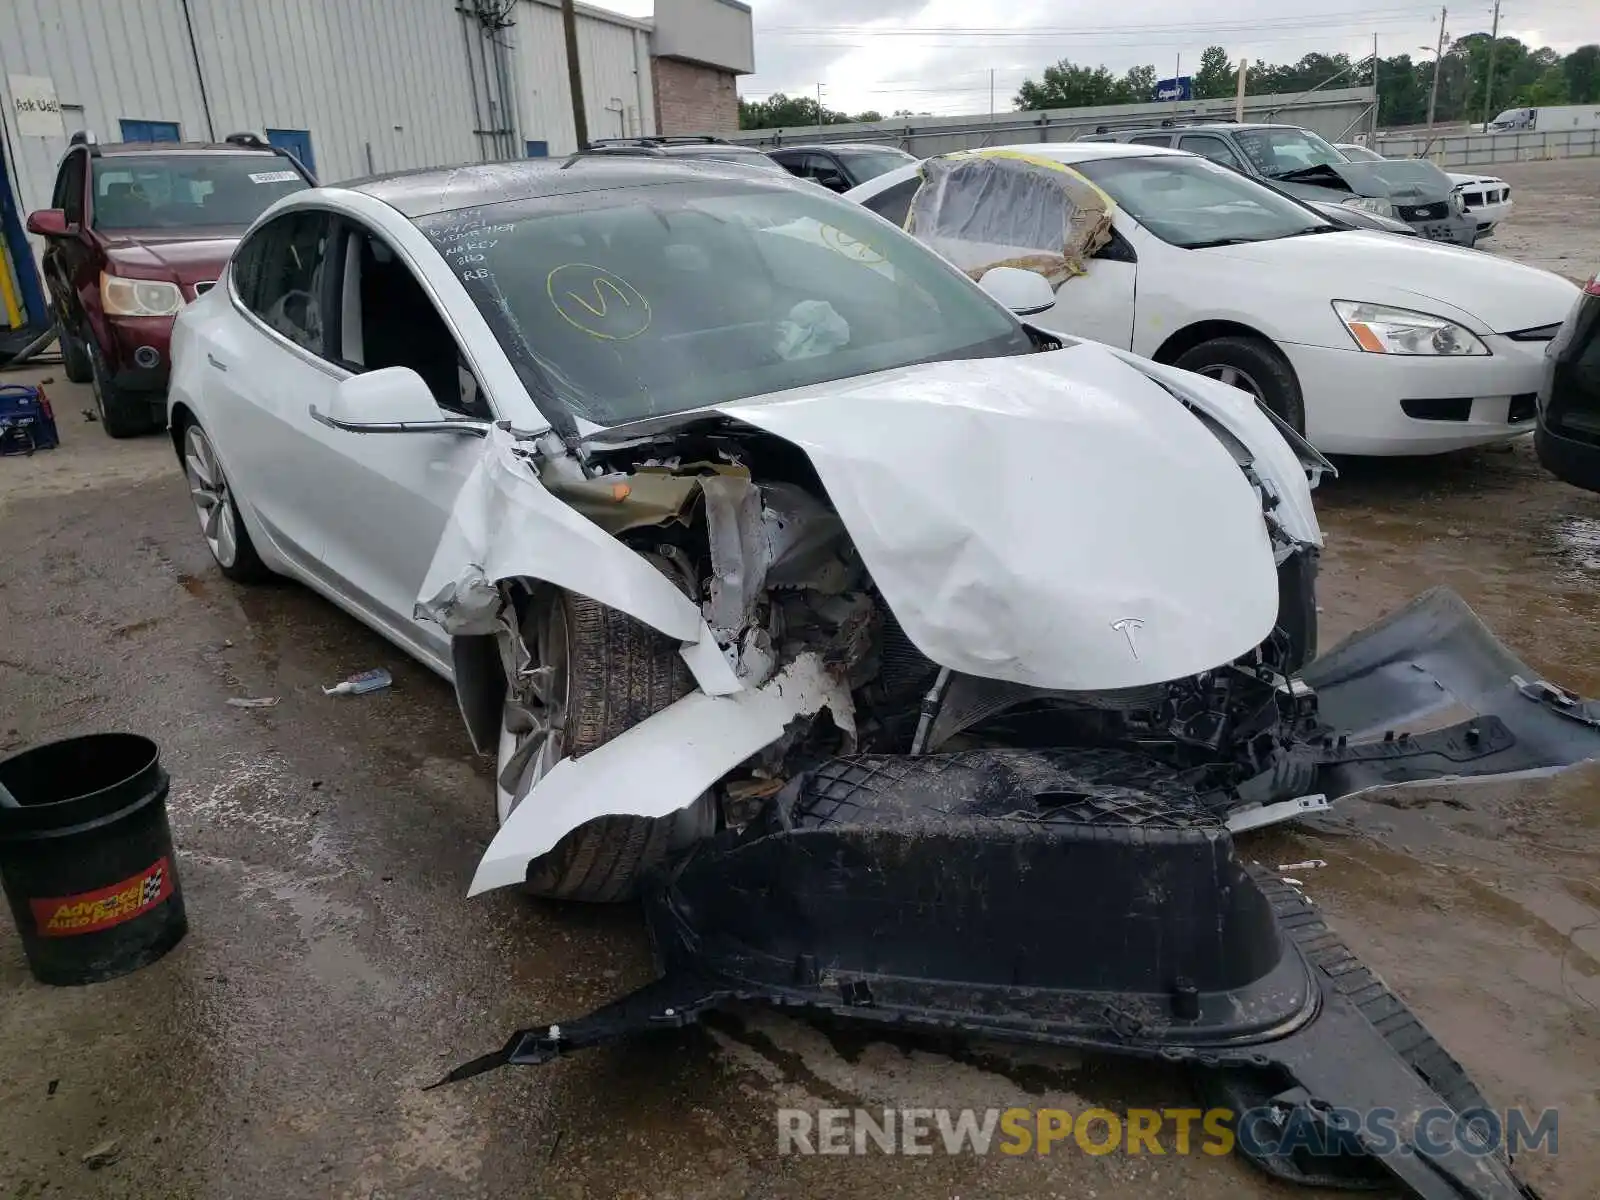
1508, 393, 1537, 423
1401, 396, 1472, 422
1399, 202, 1449, 221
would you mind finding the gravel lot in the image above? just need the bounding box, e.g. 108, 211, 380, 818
2, 156, 1598, 1200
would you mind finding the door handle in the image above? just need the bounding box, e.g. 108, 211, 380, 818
206, 353, 228, 372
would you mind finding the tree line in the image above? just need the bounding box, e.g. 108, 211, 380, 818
738, 35, 1598, 131
1016, 37, 1600, 126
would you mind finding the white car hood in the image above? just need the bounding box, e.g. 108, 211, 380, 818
1204, 231, 1578, 334
717, 341, 1280, 690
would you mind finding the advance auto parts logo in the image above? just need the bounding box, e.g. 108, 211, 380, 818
30, 858, 173, 937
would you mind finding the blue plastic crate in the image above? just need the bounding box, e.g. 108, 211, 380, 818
0, 383, 59, 455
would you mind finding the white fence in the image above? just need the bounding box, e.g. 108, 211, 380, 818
1377, 127, 1599, 168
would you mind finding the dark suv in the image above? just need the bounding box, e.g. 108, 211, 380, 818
26, 132, 313, 436
767, 143, 919, 192
1085, 123, 1476, 245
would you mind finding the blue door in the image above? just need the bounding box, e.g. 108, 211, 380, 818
119, 119, 181, 143
526, 140, 549, 158
265, 129, 316, 177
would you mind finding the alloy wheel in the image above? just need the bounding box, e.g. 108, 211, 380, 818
182, 425, 239, 569
495, 598, 571, 824
1195, 363, 1266, 403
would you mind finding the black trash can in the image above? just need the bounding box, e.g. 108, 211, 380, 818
0, 733, 187, 986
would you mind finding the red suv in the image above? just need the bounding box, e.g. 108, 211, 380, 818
26, 132, 312, 436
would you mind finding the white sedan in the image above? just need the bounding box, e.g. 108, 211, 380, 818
846, 143, 1575, 455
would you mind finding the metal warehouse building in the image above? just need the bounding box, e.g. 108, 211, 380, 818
0, 0, 753, 341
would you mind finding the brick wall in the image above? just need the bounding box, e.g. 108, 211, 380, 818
653, 57, 739, 135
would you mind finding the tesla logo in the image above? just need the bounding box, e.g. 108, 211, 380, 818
1111, 618, 1145, 660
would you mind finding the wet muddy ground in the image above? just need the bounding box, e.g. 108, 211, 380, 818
2, 160, 1599, 1199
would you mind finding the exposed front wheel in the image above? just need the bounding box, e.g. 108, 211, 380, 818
1175, 335, 1306, 435
495, 590, 715, 902
58, 321, 92, 384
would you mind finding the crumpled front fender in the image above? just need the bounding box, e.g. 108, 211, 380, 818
414, 426, 740, 699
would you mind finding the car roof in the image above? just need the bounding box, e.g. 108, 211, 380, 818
94, 141, 283, 156
344, 155, 803, 218
771, 143, 914, 154
968, 141, 1187, 164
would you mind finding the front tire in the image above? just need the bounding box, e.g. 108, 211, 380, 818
1175, 335, 1306, 435
180, 419, 270, 583
58, 321, 92, 383
88, 337, 159, 438
497, 590, 715, 902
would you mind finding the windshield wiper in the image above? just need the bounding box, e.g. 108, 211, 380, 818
1184, 236, 1261, 249
1283, 224, 1342, 236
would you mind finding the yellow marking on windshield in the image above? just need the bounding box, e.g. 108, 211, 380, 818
546, 263, 652, 340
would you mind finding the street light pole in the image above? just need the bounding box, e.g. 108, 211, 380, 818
1481, 0, 1501, 128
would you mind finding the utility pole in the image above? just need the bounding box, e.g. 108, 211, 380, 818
560, 0, 587, 148
1234, 57, 1248, 121
1371, 32, 1380, 142
1481, 0, 1501, 128
989, 68, 995, 123
1426, 6, 1447, 130
816, 82, 824, 134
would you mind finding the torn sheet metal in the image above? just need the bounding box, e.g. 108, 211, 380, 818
413, 425, 740, 696
699, 474, 767, 636
468, 651, 852, 895
905, 150, 1114, 286
720, 341, 1279, 691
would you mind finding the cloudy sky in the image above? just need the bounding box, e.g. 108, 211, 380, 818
598, 0, 1594, 116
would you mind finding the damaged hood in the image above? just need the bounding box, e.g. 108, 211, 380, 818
715, 342, 1281, 690
1273, 158, 1454, 202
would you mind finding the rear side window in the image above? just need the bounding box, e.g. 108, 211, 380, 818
1179, 135, 1244, 171
861, 177, 920, 228
1130, 133, 1174, 147
235, 211, 332, 355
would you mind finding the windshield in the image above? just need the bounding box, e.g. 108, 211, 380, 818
1074, 154, 1331, 248
91, 154, 308, 230
417, 179, 1029, 426
834, 147, 919, 182
1231, 127, 1345, 176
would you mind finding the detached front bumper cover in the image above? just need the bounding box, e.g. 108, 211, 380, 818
443, 590, 1596, 1200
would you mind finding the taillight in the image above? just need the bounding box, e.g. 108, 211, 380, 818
35, 387, 52, 419
1586, 274, 1600, 297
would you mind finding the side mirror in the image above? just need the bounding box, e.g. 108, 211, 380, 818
818, 174, 850, 193
309, 367, 487, 437
26, 209, 70, 237
977, 266, 1056, 317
